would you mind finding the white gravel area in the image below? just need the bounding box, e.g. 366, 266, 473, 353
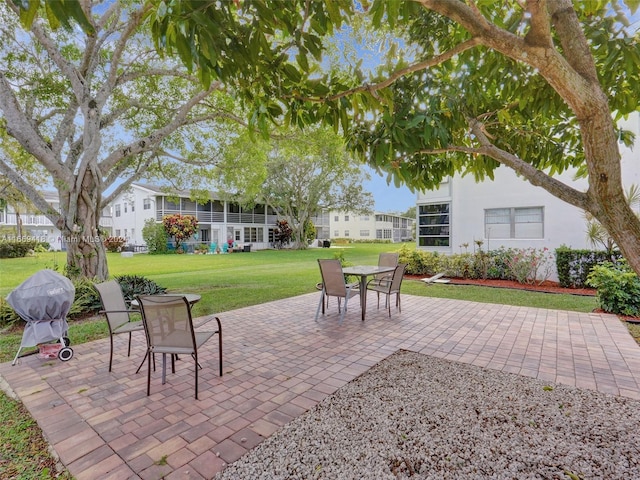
215, 350, 640, 479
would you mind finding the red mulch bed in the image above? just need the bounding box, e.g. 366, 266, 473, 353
405, 275, 596, 296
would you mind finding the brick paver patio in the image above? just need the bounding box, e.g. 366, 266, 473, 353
2, 292, 640, 479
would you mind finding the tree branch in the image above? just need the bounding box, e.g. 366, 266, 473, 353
0, 73, 71, 183
523, 0, 553, 48
311, 38, 482, 103
0, 156, 62, 224
466, 115, 590, 211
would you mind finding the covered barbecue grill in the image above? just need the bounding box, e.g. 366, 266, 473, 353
8, 269, 75, 365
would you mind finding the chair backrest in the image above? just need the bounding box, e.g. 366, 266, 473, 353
95, 280, 131, 332
376, 253, 399, 280
378, 252, 399, 268
317, 259, 347, 297
137, 295, 195, 351
389, 263, 407, 292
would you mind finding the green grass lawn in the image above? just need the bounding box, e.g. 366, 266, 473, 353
0, 243, 601, 479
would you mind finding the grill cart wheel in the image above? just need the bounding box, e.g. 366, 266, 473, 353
58, 347, 73, 362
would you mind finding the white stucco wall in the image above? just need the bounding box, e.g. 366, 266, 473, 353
417, 112, 640, 259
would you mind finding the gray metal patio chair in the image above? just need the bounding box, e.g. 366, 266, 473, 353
315, 259, 360, 324
136, 295, 222, 399
95, 279, 145, 372
368, 252, 399, 288
366, 263, 407, 317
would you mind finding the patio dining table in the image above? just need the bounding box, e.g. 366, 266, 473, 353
342, 265, 396, 321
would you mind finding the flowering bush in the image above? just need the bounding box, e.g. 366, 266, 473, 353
162, 214, 198, 250
504, 247, 554, 285
103, 236, 127, 252
273, 219, 292, 249
397, 245, 556, 284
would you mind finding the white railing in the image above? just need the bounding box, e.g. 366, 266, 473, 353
2, 213, 113, 228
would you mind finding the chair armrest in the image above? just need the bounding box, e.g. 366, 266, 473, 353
367, 278, 391, 288
99, 309, 137, 315
193, 315, 221, 329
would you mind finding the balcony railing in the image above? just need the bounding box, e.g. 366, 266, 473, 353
2, 213, 113, 228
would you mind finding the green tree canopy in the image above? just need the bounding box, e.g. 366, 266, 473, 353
141, 0, 640, 275
1, 1, 246, 279
13, 1, 640, 276
215, 126, 374, 248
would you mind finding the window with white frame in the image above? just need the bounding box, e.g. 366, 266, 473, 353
143, 198, 151, 210
344, 230, 350, 237
334, 230, 339, 236
360, 230, 370, 237
115, 204, 121, 217
334, 215, 339, 222
485, 206, 543, 239
124, 203, 127, 213
344, 215, 349, 221
131, 202, 135, 212
243, 227, 263, 242
115, 229, 121, 236
418, 203, 450, 247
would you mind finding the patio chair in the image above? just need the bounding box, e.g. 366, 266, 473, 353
94, 279, 145, 372
136, 295, 222, 399
366, 263, 407, 317
368, 252, 399, 288
315, 259, 360, 324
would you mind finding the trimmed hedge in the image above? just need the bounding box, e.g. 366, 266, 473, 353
555, 247, 622, 288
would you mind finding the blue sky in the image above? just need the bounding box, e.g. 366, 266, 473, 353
363, 167, 416, 213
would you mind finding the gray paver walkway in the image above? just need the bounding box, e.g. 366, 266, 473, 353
2, 292, 640, 479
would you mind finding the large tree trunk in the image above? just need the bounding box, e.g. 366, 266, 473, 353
59, 171, 109, 281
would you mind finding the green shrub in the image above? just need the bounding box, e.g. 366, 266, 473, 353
35, 242, 50, 252
587, 260, 640, 316
398, 245, 445, 276
0, 240, 38, 258
0, 297, 21, 328
69, 278, 103, 318
114, 275, 167, 305
142, 219, 168, 254
445, 252, 474, 278
484, 247, 511, 280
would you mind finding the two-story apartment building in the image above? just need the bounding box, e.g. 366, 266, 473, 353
110, 184, 414, 250
108, 184, 279, 250
324, 211, 414, 243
